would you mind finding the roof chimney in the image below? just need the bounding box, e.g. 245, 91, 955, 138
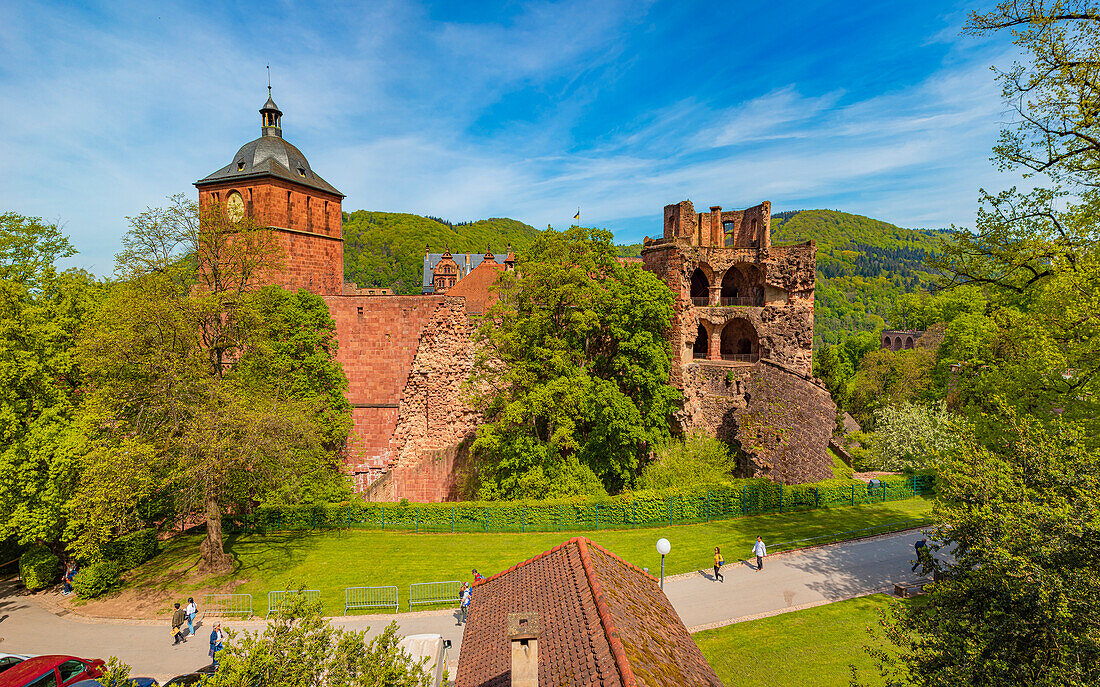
507, 612, 540, 687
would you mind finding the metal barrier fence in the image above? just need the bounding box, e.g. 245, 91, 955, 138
224, 475, 935, 535
769, 518, 935, 554
345, 586, 399, 614
200, 593, 253, 618
267, 589, 321, 618
409, 581, 462, 612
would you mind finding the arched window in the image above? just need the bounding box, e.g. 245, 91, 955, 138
693, 324, 708, 359
690, 268, 710, 306
720, 318, 759, 362
721, 264, 763, 306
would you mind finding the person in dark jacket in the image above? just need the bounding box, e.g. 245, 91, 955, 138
171, 603, 186, 645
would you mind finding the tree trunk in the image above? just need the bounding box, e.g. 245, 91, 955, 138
199, 496, 231, 572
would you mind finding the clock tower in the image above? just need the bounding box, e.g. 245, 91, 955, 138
195, 89, 345, 294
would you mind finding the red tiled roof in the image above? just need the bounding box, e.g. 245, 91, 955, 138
455, 537, 724, 687
447, 260, 506, 314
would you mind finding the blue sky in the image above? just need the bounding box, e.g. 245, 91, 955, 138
0, 0, 1016, 275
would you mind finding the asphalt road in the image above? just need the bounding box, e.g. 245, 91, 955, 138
0, 529, 928, 682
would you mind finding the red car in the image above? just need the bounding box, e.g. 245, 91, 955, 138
0, 656, 105, 687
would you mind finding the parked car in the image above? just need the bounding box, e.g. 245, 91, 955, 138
161, 664, 215, 687
0, 656, 30, 675
0, 655, 105, 687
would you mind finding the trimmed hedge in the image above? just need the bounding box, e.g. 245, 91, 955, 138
225, 473, 935, 534
103, 528, 158, 571
19, 546, 59, 591
73, 560, 122, 598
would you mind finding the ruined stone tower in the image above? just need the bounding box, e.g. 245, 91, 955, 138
642, 200, 837, 484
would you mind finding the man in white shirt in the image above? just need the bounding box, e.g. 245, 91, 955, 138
752, 536, 767, 571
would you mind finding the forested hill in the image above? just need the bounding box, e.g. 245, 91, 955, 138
341, 208, 950, 346
772, 209, 951, 348
342, 211, 539, 294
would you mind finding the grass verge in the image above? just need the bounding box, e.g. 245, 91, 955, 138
102, 496, 932, 617
694, 593, 907, 687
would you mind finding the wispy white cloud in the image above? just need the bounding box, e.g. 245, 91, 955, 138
0, 0, 1019, 275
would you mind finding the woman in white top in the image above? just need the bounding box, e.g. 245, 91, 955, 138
185, 597, 198, 636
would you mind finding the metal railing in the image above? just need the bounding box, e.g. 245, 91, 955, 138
718, 296, 759, 306
345, 586, 399, 614
768, 518, 935, 554
720, 353, 759, 363
200, 593, 253, 618
690, 296, 711, 306
267, 589, 321, 618
409, 581, 462, 611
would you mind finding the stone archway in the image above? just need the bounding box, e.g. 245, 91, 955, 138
690, 268, 710, 306
905, 336, 915, 349
720, 318, 759, 362
693, 324, 708, 359
720, 263, 763, 306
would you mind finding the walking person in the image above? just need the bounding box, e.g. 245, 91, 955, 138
752, 536, 767, 571
185, 597, 197, 636
713, 547, 725, 583
912, 539, 932, 574
471, 568, 484, 582
209, 622, 224, 669
171, 602, 186, 645
458, 583, 471, 625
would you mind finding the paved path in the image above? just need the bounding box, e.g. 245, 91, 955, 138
0, 530, 927, 682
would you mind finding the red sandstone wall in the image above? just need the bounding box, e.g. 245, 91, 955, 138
323, 295, 447, 486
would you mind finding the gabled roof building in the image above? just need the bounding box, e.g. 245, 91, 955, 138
456, 537, 724, 687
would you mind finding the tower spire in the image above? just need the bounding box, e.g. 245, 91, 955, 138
260, 67, 283, 138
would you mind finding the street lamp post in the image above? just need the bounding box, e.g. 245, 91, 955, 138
656, 538, 671, 589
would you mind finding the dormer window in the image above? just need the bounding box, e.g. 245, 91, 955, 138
298, 167, 306, 177
237, 161, 245, 171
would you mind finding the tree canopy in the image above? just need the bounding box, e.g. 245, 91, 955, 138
469, 226, 680, 498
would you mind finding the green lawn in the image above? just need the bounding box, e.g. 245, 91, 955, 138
118, 497, 931, 616
695, 594, 906, 687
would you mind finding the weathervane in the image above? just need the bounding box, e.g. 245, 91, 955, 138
267, 65, 271, 96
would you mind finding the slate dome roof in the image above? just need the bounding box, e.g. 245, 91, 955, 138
195, 95, 343, 198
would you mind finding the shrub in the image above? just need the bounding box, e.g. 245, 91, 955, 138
635, 434, 737, 490
19, 546, 59, 591
102, 528, 158, 571
72, 560, 122, 598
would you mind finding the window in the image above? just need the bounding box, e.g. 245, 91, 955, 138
357, 306, 364, 317
237, 161, 245, 171
26, 672, 57, 687
298, 167, 306, 177
723, 221, 737, 247
58, 660, 88, 681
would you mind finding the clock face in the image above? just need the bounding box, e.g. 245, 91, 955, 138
226, 191, 245, 223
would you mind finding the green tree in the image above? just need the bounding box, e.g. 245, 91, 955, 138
208, 595, 431, 687
0, 214, 98, 548
74, 195, 350, 570
868, 401, 960, 471
470, 226, 679, 498
848, 348, 935, 429
814, 345, 854, 410
635, 433, 737, 490
857, 410, 1100, 686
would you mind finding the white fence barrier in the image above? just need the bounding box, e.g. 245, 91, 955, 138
408, 581, 462, 612
200, 593, 253, 617
344, 586, 399, 614
266, 589, 321, 618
